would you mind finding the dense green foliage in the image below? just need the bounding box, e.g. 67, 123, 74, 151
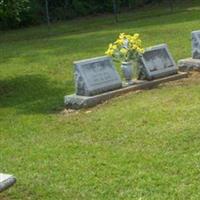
0, 0, 176, 29
1, 2, 200, 199
0, 0, 30, 28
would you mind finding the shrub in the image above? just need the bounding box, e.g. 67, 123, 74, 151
0, 0, 31, 29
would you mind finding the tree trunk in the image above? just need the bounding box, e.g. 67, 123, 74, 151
45, 0, 50, 26
112, 0, 118, 23
168, 0, 174, 12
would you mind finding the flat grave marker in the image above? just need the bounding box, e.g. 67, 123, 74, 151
139, 44, 178, 80
178, 31, 200, 71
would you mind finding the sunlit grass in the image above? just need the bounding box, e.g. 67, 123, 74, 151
1, 2, 200, 199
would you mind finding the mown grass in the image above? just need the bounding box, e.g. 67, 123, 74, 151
1, 1, 200, 199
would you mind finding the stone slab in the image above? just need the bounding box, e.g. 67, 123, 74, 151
0, 173, 16, 192
178, 58, 200, 71
74, 56, 122, 96
139, 44, 178, 80
64, 72, 188, 109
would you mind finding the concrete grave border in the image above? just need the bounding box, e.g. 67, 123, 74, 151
178, 58, 200, 71
65, 72, 188, 109
0, 173, 16, 192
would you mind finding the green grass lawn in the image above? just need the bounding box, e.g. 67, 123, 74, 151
1, 2, 200, 199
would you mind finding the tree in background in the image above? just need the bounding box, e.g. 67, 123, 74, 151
45, 0, 50, 26
112, 0, 119, 22
0, 0, 30, 28
168, 0, 174, 12
0, 0, 178, 30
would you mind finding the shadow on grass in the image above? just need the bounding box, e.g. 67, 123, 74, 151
1, 7, 200, 44
0, 74, 73, 114
1, 8, 200, 66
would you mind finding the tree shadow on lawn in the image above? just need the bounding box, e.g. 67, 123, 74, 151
1, 7, 199, 45
0, 74, 73, 114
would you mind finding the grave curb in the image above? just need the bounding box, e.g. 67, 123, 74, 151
64, 72, 188, 109
0, 174, 16, 193
178, 58, 200, 71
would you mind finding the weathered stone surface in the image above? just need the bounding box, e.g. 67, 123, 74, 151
0, 173, 16, 192
64, 72, 188, 109
139, 44, 178, 80
178, 58, 200, 71
192, 30, 200, 59
74, 56, 122, 96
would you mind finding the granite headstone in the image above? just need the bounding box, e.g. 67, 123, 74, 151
192, 30, 200, 59
0, 173, 16, 192
139, 44, 177, 80
74, 56, 122, 96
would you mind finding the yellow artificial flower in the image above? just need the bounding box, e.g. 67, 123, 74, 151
135, 39, 142, 46
126, 34, 132, 40
133, 33, 139, 40
105, 49, 114, 56
105, 32, 144, 58
119, 33, 125, 39
112, 45, 117, 50
140, 48, 145, 53
136, 47, 144, 54
115, 39, 123, 46
108, 43, 113, 49
120, 48, 128, 55
132, 44, 137, 50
